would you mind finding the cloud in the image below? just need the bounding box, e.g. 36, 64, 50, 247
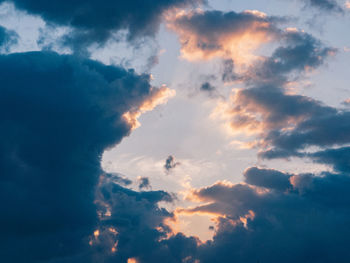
104, 173, 133, 186
199, 81, 222, 98
0, 25, 18, 52
122, 85, 175, 130
213, 29, 340, 162
2, 0, 201, 50
164, 155, 180, 172
308, 147, 350, 174
261, 109, 350, 159
0, 51, 171, 262
225, 84, 350, 164
167, 9, 283, 65
200, 82, 216, 93
244, 167, 292, 191
225, 86, 334, 136
245, 30, 336, 84
183, 168, 350, 262
138, 176, 151, 190
301, 0, 344, 12
93, 175, 200, 263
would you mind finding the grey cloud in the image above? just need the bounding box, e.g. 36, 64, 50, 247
164, 155, 180, 172
138, 177, 151, 190
187, 168, 350, 263
244, 167, 292, 191
0, 50, 164, 262
2, 0, 202, 50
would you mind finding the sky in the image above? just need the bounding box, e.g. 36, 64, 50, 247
1, 0, 350, 262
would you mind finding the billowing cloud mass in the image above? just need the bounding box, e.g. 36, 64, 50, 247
1, 0, 201, 49
0, 51, 171, 262
167, 9, 283, 64
182, 168, 350, 263
2, 0, 350, 262
0, 25, 18, 52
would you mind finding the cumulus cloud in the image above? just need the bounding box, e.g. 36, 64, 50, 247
1, 0, 202, 50
93, 175, 201, 263
167, 9, 283, 65
0, 51, 172, 262
182, 168, 350, 263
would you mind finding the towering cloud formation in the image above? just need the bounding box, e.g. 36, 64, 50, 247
1, 0, 201, 48
0, 51, 172, 262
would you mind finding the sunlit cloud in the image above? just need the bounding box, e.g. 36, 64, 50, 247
167, 9, 282, 68
123, 85, 176, 129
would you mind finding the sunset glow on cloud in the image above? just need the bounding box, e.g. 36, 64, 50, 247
1, 0, 350, 262
167, 9, 281, 67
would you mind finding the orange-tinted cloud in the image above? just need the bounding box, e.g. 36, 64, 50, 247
167, 9, 282, 67
123, 85, 175, 129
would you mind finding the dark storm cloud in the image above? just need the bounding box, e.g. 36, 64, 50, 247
164, 155, 180, 172
0, 25, 18, 51
2, 0, 201, 49
0, 50, 166, 262
94, 177, 199, 263
184, 168, 350, 263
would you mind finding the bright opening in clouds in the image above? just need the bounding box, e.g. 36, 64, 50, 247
1, 0, 350, 262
